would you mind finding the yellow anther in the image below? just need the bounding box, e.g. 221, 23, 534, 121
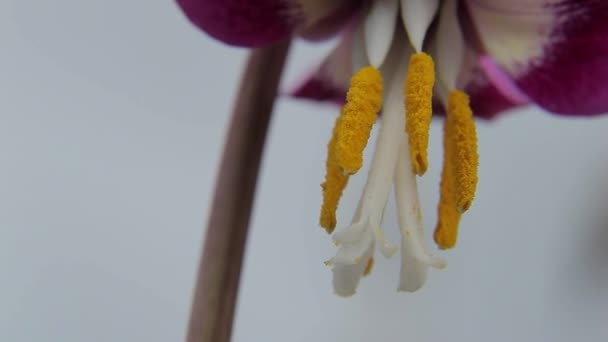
332, 66, 382, 175
404, 52, 435, 175
320, 164, 349, 233
320, 67, 382, 233
434, 133, 461, 249
320, 116, 350, 233
447, 90, 478, 212
363, 257, 374, 276
434, 89, 479, 249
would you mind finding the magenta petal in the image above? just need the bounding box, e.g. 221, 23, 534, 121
291, 76, 347, 105
176, 0, 362, 47
464, 0, 608, 116
298, 0, 364, 41
176, 0, 300, 47
289, 29, 356, 104
515, 1, 608, 116
478, 56, 530, 106
467, 81, 525, 120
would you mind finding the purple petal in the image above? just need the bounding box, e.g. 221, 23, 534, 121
289, 28, 356, 104
447, 45, 524, 118
436, 69, 523, 119
466, 78, 527, 119
463, 0, 608, 116
466, 55, 531, 119
518, 1, 608, 116
299, 1, 365, 41
290, 76, 347, 105
478, 55, 530, 106
176, 0, 361, 47
176, 0, 297, 46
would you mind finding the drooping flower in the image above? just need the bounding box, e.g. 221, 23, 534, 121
176, 0, 608, 296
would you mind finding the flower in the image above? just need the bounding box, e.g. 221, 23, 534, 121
176, 0, 608, 296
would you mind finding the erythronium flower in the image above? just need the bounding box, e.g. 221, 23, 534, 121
177, 0, 608, 296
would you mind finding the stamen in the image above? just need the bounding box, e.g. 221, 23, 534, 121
320, 116, 350, 233
434, 89, 478, 249
447, 90, 478, 212
320, 164, 349, 233
404, 52, 435, 175
434, 125, 461, 249
363, 257, 374, 276
332, 66, 383, 175
320, 67, 383, 233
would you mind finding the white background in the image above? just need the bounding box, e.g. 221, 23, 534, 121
1, 1, 608, 341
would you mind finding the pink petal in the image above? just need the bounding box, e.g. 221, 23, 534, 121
478, 55, 530, 106
176, 0, 362, 47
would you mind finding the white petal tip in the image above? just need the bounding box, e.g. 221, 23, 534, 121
413, 253, 448, 270
332, 222, 366, 245
328, 256, 356, 266
372, 227, 398, 258
364, 0, 399, 68
397, 283, 424, 293
430, 257, 448, 270
334, 290, 356, 298
380, 244, 399, 258
400, 0, 440, 52
398, 268, 428, 292
333, 266, 365, 297
367, 50, 389, 70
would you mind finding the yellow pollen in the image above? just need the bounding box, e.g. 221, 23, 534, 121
363, 257, 374, 276
320, 164, 349, 233
434, 89, 479, 249
332, 66, 383, 175
320, 67, 383, 233
404, 52, 435, 175
320, 117, 350, 233
447, 90, 479, 213
434, 127, 461, 249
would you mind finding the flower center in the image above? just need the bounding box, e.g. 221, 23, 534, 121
319, 49, 478, 294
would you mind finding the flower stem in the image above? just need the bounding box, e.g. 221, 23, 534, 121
186, 40, 291, 342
